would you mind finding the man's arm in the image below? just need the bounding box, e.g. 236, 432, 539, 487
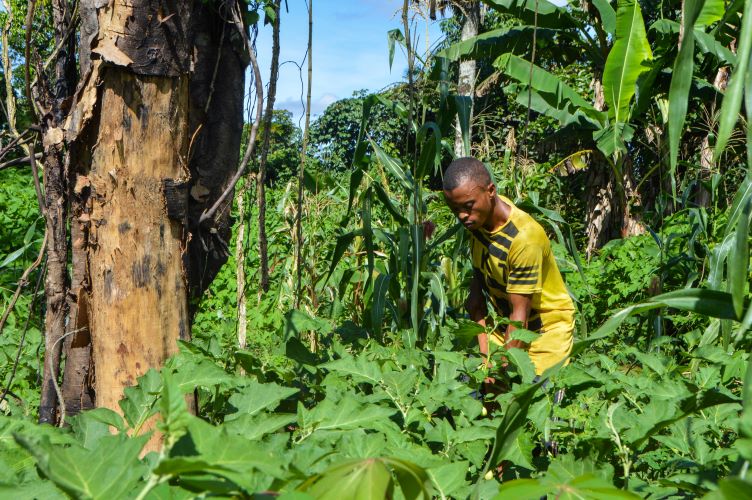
505, 293, 532, 349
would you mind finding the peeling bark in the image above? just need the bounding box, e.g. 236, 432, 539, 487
86, 69, 191, 411
60, 0, 193, 437
59, 0, 247, 423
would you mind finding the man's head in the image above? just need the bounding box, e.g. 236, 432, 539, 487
442, 157, 496, 231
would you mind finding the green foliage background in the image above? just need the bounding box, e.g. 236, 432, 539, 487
1, 0, 752, 498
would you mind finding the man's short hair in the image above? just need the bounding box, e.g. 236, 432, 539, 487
443, 157, 492, 191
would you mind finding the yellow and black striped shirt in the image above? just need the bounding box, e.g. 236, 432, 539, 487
469, 196, 574, 334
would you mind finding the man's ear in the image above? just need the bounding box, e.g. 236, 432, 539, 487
487, 182, 496, 198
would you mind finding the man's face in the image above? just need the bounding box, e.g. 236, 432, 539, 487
443, 180, 496, 231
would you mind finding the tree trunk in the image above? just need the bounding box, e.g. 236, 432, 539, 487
64, 0, 192, 424
38, 0, 77, 424
186, 0, 248, 303
584, 70, 616, 258
236, 185, 248, 349
454, 1, 480, 157
60, 0, 98, 418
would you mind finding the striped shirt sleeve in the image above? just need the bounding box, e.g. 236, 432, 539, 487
506, 238, 544, 294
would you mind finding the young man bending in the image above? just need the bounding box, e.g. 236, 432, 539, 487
442, 157, 574, 377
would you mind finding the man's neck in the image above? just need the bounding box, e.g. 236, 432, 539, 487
482, 194, 511, 232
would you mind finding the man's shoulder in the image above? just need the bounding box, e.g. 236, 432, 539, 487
510, 206, 548, 244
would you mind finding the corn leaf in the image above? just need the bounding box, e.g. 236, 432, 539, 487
714, 0, 752, 159
668, 0, 705, 198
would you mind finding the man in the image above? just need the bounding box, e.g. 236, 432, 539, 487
442, 157, 574, 377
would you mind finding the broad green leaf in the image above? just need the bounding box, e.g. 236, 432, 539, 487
426, 461, 469, 498
371, 273, 391, 333
487, 381, 543, 469
284, 309, 332, 339
668, 0, 705, 195
592, 0, 617, 35
170, 341, 239, 392
451, 319, 485, 348
694, 29, 737, 65
484, 0, 578, 29
142, 483, 194, 500
322, 355, 382, 384
695, 0, 724, 27
416, 123, 442, 179
69, 408, 125, 450
603, 0, 652, 125
158, 370, 192, 441
300, 458, 394, 500
500, 432, 535, 470
225, 380, 299, 421
651, 20, 736, 65
158, 418, 282, 488
22, 221, 37, 246
630, 387, 739, 447
223, 413, 296, 440
505, 347, 537, 384
714, 0, 752, 159
705, 478, 752, 500
497, 456, 634, 499
496, 53, 597, 112
728, 196, 751, 318
386, 457, 433, 500
572, 288, 740, 356
435, 27, 555, 63
494, 478, 549, 499
724, 177, 752, 238
594, 122, 634, 157
312, 396, 396, 431
119, 368, 162, 429
16, 433, 149, 499
0, 480, 65, 499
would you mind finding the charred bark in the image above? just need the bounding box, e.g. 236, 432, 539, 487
187, 0, 247, 303
60, 0, 98, 417
38, 0, 77, 425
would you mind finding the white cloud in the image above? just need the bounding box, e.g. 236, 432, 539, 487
276, 93, 341, 127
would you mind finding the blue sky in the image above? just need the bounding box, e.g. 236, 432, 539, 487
254, 0, 445, 126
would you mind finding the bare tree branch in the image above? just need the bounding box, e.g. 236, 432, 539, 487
294, 0, 313, 310
0, 259, 46, 406
0, 152, 42, 171
0, 231, 48, 339
198, 8, 264, 226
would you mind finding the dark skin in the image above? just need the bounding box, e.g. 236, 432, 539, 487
443, 179, 532, 382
